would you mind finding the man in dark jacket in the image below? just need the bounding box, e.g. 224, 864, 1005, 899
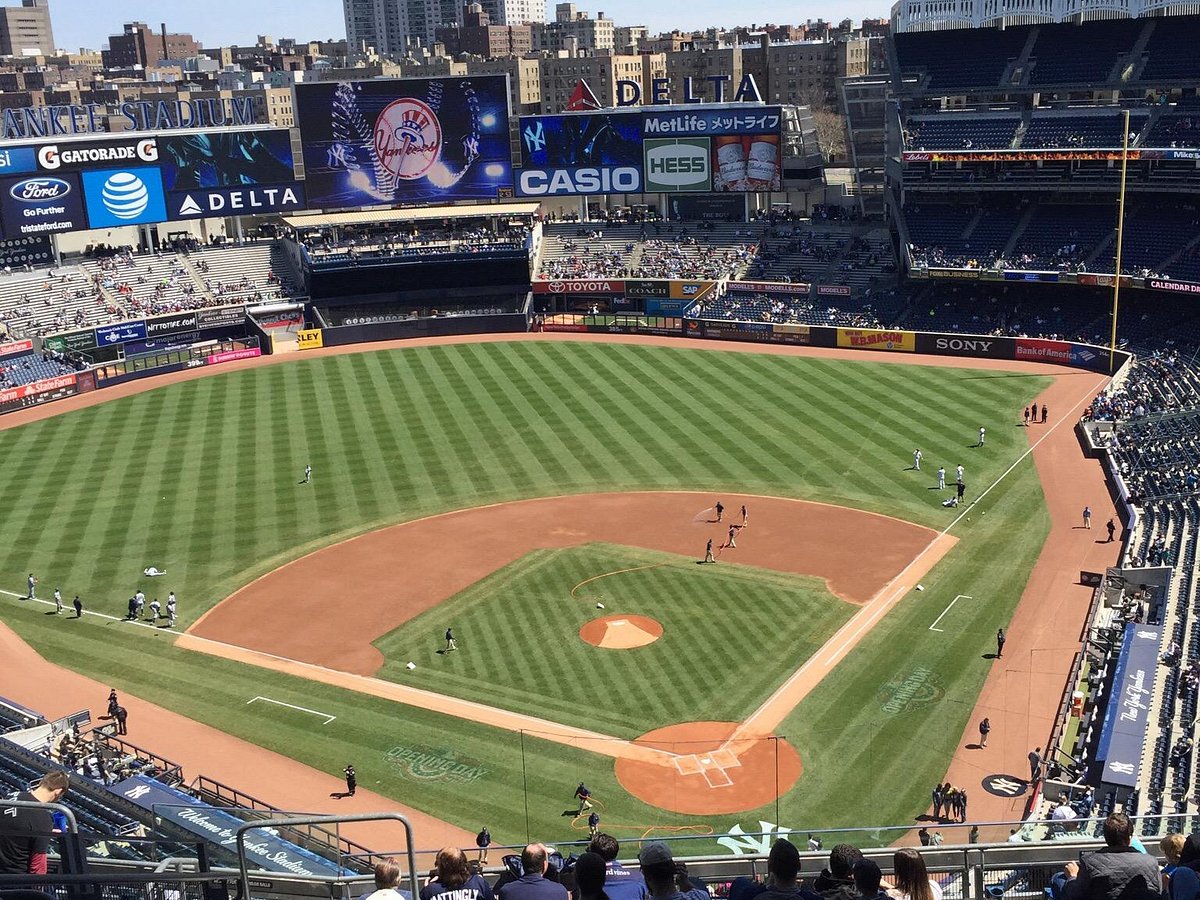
588, 833, 648, 900
1061, 813, 1159, 900
811, 844, 863, 900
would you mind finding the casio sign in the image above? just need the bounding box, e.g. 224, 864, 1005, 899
10, 177, 70, 202
935, 338, 994, 354
645, 145, 709, 186
518, 167, 640, 196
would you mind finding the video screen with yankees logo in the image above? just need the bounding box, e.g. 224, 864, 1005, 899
295, 76, 515, 208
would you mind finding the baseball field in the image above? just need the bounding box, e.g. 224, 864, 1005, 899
0, 337, 1070, 849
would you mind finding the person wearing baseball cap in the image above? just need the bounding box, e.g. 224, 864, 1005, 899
637, 843, 707, 900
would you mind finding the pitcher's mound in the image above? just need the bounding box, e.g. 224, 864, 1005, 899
580, 615, 663, 649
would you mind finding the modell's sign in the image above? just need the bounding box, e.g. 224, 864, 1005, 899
532, 279, 625, 294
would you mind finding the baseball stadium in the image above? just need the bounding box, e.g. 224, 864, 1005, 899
0, 7, 1198, 900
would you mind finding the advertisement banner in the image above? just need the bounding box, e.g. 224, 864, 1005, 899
80, 167, 168, 228
772, 323, 812, 344
296, 328, 324, 350
624, 279, 670, 298
731, 281, 807, 295
94, 320, 147, 346
158, 129, 295, 191
110, 775, 345, 877
197, 305, 246, 329
665, 194, 743, 221
836, 328, 915, 352
36, 137, 158, 172
518, 112, 643, 171
1148, 278, 1200, 295
817, 284, 852, 297
542, 322, 589, 332
0, 172, 86, 235
532, 279, 625, 295
643, 138, 711, 193
167, 183, 306, 219
0, 373, 77, 415
0, 338, 33, 358
643, 108, 783, 137
644, 298, 689, 315
1097, 624, 1160, 787
903, 149, 1143, 163
42, 329, 95, 353
1070, 343, 1106, 370
296, 76, 515, 207
1014, 337, 1072, 364
208, 347, 262, 365
0, 146, 38, 176
144, 311, 199, 338
916, 334, 1009, 359
1004, 271, 1060, 283
926, 268, 980, 280
669, 280, 713, 300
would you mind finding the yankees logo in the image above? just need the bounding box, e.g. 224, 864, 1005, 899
373, 98, 442, 181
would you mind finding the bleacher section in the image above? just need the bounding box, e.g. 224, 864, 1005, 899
1022, 112, 1146, 150
1140, 16, 1200, 82
893, 27, 1028, 92
905, 115, 1020, 151
1027, 21, 1139, 86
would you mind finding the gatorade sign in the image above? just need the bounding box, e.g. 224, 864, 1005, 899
643, 138, 711, 192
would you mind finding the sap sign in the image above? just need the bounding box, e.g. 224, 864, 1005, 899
516, 167, 641, 197
643, 139, 711, 192
80, 167, 167, 228
616, 74, 763, 106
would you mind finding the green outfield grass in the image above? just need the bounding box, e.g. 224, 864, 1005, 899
0, 340, 1055, 846
374, 543, 856, 737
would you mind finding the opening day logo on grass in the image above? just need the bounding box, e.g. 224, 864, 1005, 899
877, 667, 944, 715
384, 744, 489, 783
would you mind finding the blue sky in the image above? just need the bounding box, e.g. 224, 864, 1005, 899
48, 0, 887, 52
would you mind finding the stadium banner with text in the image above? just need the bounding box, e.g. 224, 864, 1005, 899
0, 233, 52, 268
196, 305, 247, 329
42, 328, 95, 353
730, 281, 808, 295
144, 311, 199, 339
94, 320, 147, 347
816, 284, 852, 297
296, 328, 324, 350
902, 149, 1146, 164
208, 347, 262, 365
167, 182, 306, 219
1147, 277, 1200, 295
0, 373, 77, 415
925, 268, 980, 280
836, 328, 916, 352
515, 105, 783, 196
532, 279, 626, 295
914, 333, 1010, 359
1014, 337, 1072, 364
1096, 623, 1160, 788
644, 298, 692, 315
669, 280, 714, 301
158, 129, 295, 191
296, 76, 515, 207
689, 319, 826, 346
0, 337, 33, 359
0, 171, 87, 236
624, 279, 671, 299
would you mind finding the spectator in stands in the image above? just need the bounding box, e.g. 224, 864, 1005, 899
0, 770, 69, 874
422, 847, 494, 900
1160, 833, 1185, 881
364, 858, 412, 900
637, 841, 709, 900
574, 852, 610, 900
1060, 813, 1160, 900
755, 838, 814, 900
883, 849, 941, 900
589, 833, 648, 900
812, 844, 864, 900
1166, 835, 1200, 900
499, 845, 568, 900
854, 861, 888, 900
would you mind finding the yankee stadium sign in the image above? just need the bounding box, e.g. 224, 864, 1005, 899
0, 98, 260, 141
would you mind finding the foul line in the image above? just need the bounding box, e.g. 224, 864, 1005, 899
247, 695, 336, 725
929, 595, 974, 632
0, 589, 167, 631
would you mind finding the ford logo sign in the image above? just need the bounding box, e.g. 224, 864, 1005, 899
11, 177, 70, 202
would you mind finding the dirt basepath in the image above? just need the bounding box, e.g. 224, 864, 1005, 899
0, 621, 474, 852
190, 491, 938, 676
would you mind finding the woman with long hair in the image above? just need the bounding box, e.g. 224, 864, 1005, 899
420, 847, 495, 900
886, 848, 942, 900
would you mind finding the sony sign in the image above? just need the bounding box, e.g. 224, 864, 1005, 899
516, 167, 641, 197
933, 337, 998, 356
616, 74, 762, 106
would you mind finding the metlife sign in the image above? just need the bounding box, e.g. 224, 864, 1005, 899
80, 167, 168, 228
0, 173, 86, 235
167, 183, 306, 219
643, 138, 711, 193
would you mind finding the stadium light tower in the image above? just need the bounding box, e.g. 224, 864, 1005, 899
1109, 108, 1131, 374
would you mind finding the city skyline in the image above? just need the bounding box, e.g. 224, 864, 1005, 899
46, 0, 887, 53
